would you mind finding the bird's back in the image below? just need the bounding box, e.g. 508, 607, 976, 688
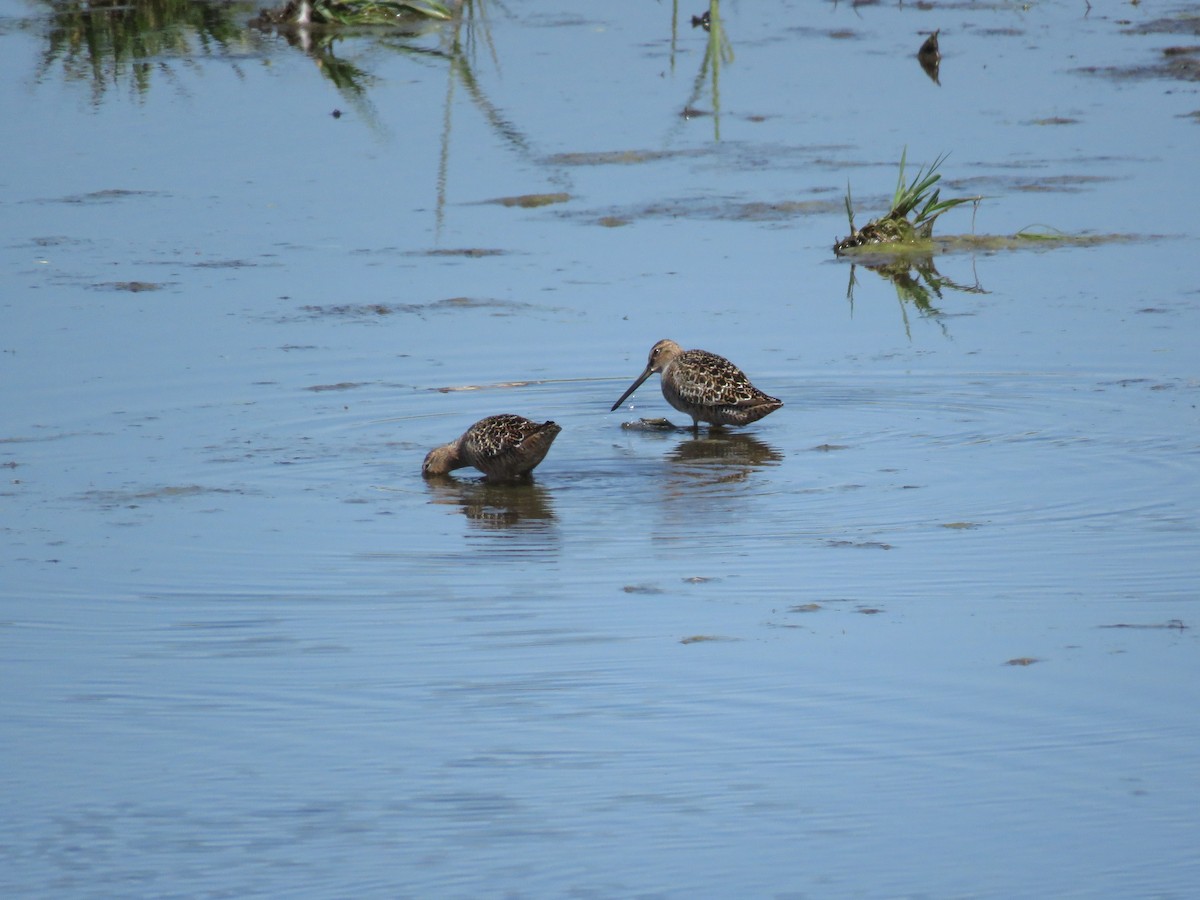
463, 415, 561, 479
664, 350, 782, 426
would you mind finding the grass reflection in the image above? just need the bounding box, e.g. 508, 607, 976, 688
675, 0, 733, 140
33, 0, 535, 235
434, 0, 538, 235
250, 1, 449, 131
845, 254, 986, 339
36, 0, 256, 102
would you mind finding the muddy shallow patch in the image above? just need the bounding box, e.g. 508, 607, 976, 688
546, 148, 709, 166
409, 248, 510, 257
293, 296, 553, 321
566, 195, 842, 226
89, 280, 169, 292
1124, 18, 1200, 38
944, 171, 1118, 195
79, 484, 247, 509
1078, 42, 1200, 83
29, 189, 165, 205
836, 231, 1153, 264
304, 381, 371, 392
484, 192, 570, 208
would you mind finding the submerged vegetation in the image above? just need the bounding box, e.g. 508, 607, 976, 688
835, 151, 981, 255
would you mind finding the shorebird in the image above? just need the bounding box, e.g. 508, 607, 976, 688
610, 339, 783, 430
422, 414, 561, 481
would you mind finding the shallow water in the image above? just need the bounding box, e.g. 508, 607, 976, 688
3, 0, 1200, 896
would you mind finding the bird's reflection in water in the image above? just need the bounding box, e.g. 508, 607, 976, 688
667, 430, 783, 486
424, 477, 557, 536
917, 30, 942, 85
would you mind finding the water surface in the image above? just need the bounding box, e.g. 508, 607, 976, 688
2, 0, 1199, 896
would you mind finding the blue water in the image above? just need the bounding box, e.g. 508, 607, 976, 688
2, 0, 1199, 896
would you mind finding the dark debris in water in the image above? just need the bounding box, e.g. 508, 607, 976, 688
1077, 44, 1200, 84
188, 258, 261, 269
947, 171, 1113, 195
30, 235, 87, 248
734, 199, 843, 221
35, 189, 163, 205
433, 378, 553, 393
301, 303, 395, 318
784, 26, 863, 41
1013, 174, 1113, 193
415, 248, 509, 257
547, 148, 707, 167
305, 381, 369, 392
1100, 619, 1188, 631
429, 297, 532, 311
578, 196, 840, 226
298, 297, 541, 320
1005, 657, 1040, 667
623, 584, 665, 595
81, 484, 244, 509
1124, 19, 1200, 38
90, 281, 167, 292
680, 635, 738, 644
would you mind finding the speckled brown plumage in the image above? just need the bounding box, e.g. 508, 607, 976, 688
610, 339, 782, 429
422, 414, 561, 480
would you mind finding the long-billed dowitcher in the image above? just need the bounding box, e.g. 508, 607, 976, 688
610, 339, 782, 429
422, 414, 561, 481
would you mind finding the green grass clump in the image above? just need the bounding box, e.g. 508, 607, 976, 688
835, 150, 980, 255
